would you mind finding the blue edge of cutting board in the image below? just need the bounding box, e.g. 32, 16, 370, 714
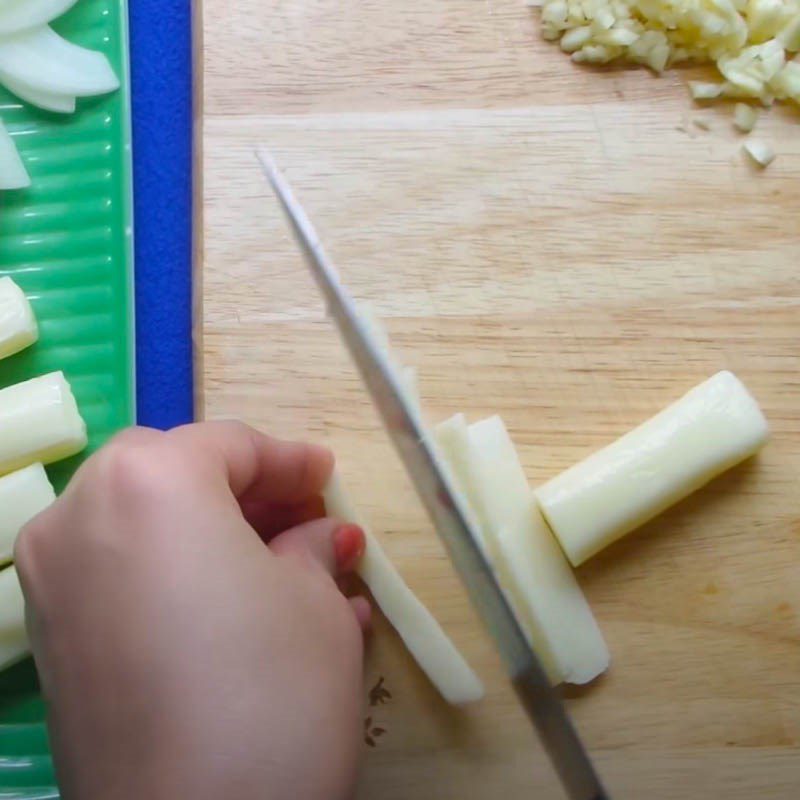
130, 0, 195, 429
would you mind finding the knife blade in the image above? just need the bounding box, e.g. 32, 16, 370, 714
257, 150, 610, 800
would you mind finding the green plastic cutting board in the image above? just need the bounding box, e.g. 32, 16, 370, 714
0, 0, 134, 795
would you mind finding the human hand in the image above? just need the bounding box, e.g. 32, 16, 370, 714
15, 422, 369, 800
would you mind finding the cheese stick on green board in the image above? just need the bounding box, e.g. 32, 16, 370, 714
0, 464, 55, 563
0, 567, 29, 672
0, 372, 87, 475
0, 277, 38, 360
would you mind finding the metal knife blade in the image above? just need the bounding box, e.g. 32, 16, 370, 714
257, 150, 610, 800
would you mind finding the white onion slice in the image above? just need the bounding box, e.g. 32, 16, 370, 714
0, 119, 30, 190
0, 277, 38, 359
0, 25, 119, 97
0, 0, 78, 35
1, 72, 75, 113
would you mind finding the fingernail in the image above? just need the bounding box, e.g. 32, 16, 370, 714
334, 524, 366, 571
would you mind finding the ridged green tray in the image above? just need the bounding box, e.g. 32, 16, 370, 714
0, 1, 133, 795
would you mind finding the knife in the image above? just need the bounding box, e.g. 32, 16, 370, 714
257, 150, 610, 800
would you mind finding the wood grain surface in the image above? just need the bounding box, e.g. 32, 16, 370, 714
200, 2, 800, 797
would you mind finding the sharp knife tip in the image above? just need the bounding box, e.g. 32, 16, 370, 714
255, 148, 301, 226
254, 148, 324, 259
255, 148, 286, 197
255, 147, 276, 173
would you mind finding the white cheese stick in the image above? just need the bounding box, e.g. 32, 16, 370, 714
536, 371, 769, 567
0, 567, 29, 672
435, 414, 563, 682
0, 464, 55, 563
434, 414, 494, 558
465, 416, 609, 685
0, 277, 38, 360
0, 371, 87, 475
324, 471, 484, 705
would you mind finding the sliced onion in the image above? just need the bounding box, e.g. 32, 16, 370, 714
0, 0, 78, 35
0, 120, 30, 190
1, 72, 75, 113
0, 25, 119, 97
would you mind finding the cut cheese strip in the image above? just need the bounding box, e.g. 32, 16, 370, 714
357, 302, 421, 417
324, 470, 484, 705
465, 416, 609, 685
0, 277, 38, 359
433, 414, 492, 558
536, 371, 769, 567
0, 371, 88, 475
0, 464, 55, 563
434, 414, 564, 682
0, 567, 29, 672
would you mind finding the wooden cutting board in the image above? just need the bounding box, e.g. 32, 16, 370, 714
199, 2, 800, 796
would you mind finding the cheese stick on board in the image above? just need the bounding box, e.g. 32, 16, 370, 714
536, 371, 769, 566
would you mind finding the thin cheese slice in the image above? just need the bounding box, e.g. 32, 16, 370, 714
324, 471, 484, 705
435, 414, 563, 683
0, 277, 38, 360
0, 371, 87, 475
0, 567, 29, 672
433, 414, 493, 558
536, 371, 769, 566
0, 464, 55, 563
464, 416, 609, 685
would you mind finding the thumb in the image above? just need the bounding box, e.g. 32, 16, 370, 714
269, 518, 366, 578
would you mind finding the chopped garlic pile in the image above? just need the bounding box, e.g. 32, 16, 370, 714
538, 0, 800, 105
